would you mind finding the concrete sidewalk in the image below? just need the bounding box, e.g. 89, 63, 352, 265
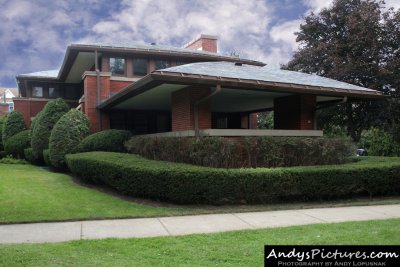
1, 204, 400, 244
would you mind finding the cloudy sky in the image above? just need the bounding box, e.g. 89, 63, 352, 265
0, 0, 399, 88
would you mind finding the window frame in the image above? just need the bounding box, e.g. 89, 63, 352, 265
109, 57, 126, 76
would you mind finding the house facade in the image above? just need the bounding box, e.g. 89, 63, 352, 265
0, 88, 18, 116
14, 34, 383, 136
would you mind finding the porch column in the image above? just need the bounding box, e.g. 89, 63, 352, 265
274, 94, 316, 130
171, 86, 212, 131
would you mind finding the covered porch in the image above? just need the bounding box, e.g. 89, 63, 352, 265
98, 62, 383, 137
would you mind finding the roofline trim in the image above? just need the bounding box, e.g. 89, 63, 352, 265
98, 70, 384, 110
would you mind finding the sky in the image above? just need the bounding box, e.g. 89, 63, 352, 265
0, 0, 399, 88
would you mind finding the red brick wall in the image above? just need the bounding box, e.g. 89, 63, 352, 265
171, 86, 211, 131
14, 99, 77, 127
184, 36, 217, 53
0, 104, 9, 116
110, 81, 132, 94
274, 95, 316, 130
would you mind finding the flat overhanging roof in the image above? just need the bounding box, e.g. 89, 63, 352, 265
98, 62, 384, 111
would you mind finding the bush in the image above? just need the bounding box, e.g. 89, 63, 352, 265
77, 129, 131, 153
67, 152, 400, 205
1, 111, 26, 146
0, 155, 27, 165
24, 148, 41, 165
49, 110, 90, 169
31, 99, 69, 161
43, 149, 51, 166
4, 130, 31, 158
0, 151, 6, 159
0, 115, 6, 151
359, 128, 400, 156
125, 136, 355, 168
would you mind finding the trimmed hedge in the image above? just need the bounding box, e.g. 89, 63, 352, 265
43, 149, 51, 167
24, 148, 40, 165
4, 130, 31, 158
0, 115, 6, 151
49, 110, 90, 169
2, 111, 26, 146
77, 129, 131, 153
31, 98, 69, 161
125, 136, 355, 168
66, 152, 400, 205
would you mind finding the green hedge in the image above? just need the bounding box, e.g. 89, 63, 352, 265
0, 115, 6, 151
43, 149, 51, 167
66, 152, 400, 205
125, 136, 355, 168
24, 148, 40, 165
49, 110, 90, 169
77, 129, 131, 153
1, 111, 26, 146
4, 130, 31, 158
31, 98, 69, 161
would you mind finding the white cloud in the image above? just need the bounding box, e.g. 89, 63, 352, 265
303, 0, 333, 12
270, 19, 302, 51
88, 0, 272, 62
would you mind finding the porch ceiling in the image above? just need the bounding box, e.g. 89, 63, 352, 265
109, 83, 343, 112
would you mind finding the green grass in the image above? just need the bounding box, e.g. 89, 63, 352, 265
0, 163, 194, 223
1, 162, 400, 224
0, 219, 399, 266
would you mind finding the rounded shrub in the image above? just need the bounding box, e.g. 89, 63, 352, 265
24, 148, 40, 165
49, 110, 90, 169
4, 130, 31, 158
78, 129, 132, 153
2, 111, 26, 146
43, 149, 51, 167
0, 115, 6, 151
31, 98, 69, 161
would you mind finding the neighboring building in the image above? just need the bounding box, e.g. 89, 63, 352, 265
0, 88, 18, 116
14, 34, 383, 136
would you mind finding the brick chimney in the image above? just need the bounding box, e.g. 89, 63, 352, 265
184, 34, 218, 53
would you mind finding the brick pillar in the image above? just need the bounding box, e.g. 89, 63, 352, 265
249, 113, 258, 129
171, 86, 211, 131
83, 74, 111, 133
274, 95, 316, 130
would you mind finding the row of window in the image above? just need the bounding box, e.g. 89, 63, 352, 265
109, 57, 185, 76
30, 85, 81, 99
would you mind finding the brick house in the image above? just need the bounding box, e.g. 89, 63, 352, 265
14, 34, 383, 136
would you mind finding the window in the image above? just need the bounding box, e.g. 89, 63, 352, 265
175, 61, 187, 66
133, 58, 148, 76
110, 57, 125, 75
155, 60, 170, 70
49, 86, 62, 98
32, 86, 43, 97
65, 86, 80, 99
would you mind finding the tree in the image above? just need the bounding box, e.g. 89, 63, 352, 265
31, 98, 69, 160
285, 0, 400, 141
2, 111, 26, 145
49, 110, 90, 169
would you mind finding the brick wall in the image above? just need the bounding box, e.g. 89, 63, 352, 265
184, 35, 218, 53
14, 99, 77, 127
274, 95, 316, 130
0, 104, 9, 116
171, 86, 211, 131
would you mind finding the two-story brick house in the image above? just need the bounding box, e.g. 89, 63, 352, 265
14, 34, 383, 136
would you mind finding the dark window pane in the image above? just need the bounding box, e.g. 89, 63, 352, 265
65, 86, 80, 99
49, 87, 62, 98
175, 61, 187, 66
32, 86, 43, 97
110, 57, 125, 75
133, 58, 148, 76
155, 60, 170, 70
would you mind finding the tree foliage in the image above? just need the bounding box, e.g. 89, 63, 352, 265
1, 111, 26, 146
49, 110, 90, 169
31, 98, 69, 160
285, 0, 400, 141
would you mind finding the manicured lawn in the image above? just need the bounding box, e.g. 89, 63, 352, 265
0, 219, 399, 266
1, 162, 400, 224
0, 163, 195, 223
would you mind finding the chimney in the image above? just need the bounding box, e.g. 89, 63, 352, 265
184, 34, 218, 53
